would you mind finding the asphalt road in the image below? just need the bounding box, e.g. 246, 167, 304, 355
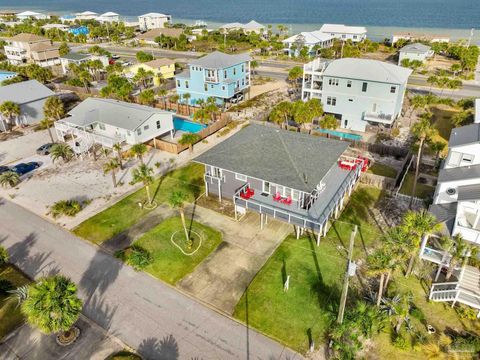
0, 199, 301, 360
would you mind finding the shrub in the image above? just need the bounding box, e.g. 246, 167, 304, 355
117, 246, 152, 271
450, 333, 480, 353
455, 304, 478, 320
48, 199, 83, 219
0, 245, 8, 265
0, 279, 14, 295
391, 127, 400, 138
393, 333, 410, 350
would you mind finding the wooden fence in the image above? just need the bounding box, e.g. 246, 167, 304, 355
359, 172, 396, 190
53, 83, 100, 96
148, 116, 231, 154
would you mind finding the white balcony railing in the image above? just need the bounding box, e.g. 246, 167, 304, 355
363, 112, 394, 124
453, 224, 480, 244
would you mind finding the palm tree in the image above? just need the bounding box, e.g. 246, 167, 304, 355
320, 114, 338, 130
158, 88, 168, 109
205, 98, 218, 122
86, 59, 103, 81
250, 60, 258, 78
287, 66, 303, 91
450, 63, 461, 77
183, 93, 191, 115
133, 67, 154, 90
138, 89, 156, 106
178, 132, 201, 152
429, 140, 446, 168
441, 234, 477, 281
50, 143, 74, 163
169, 94, 180, 113
0, 171, 20, 188
409, 114, 437, 208
130, 143, 148, 165
21, 275, 82, 335
367, 248, 393, 306
130, 164, 154, 206
401, 210, 440, 276
381, 293, 412, 334
103, 158, 121, 188
193, 108, 210, 124
112, 143, 124, 169
0, 101, 20, 130
168, 191, 192, 248
43, 96, 65, 142
426, 75, 438, 94
78, 70, 92, 93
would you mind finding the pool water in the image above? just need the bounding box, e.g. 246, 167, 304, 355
316, 128, 362, 141
173, 117, 207, 133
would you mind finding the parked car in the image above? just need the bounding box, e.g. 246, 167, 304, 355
111, 54, 120, 60
11, 162, 40, 176
36, 143, 55, 155
0, 165, 10, 174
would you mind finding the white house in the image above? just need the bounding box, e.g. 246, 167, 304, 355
60, 53, 109, 75
319, 24, 367, 43
54, 98, 174, 152
16, 11, 49, 21
138, 13, 171, 31
96, 12, 120, 23
4, 33, 60, 67
283, 31, 334, 57
398, 43, 434, 65
219, 20, 266, 35
391, 32, 450, 45
75, 11, 99, 21
42, 23, 70, 32
302, 57, 411, 132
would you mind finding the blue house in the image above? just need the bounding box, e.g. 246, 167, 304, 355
69, 26, 90, 36
175, 51, 251, 106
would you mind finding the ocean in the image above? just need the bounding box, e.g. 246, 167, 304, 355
1, 0, 479, 43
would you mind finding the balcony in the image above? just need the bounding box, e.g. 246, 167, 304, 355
363, 112, 394, 125
454, 210, 480, 244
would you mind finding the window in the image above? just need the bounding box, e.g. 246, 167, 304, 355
204, 83, 208, 91
353, 35, 358, 39
99, 123, 106, 130
233, 68, 236, 75
224, 70, 227, 78
390, 86, 396, 93
211, 84, 214, 88
462, 154, 474, 163
344, 119, 348, 127
347, 80, 352, 88
212, 167, 222, 178
362, 82, 368, 92
176, 80, 180, 87
348, 98, 353, 102
144, 125, 149, 131
242, 78, 245, 86
328, 78, 339, 86
235, 173, 247, 182
342, 34, 346, 39
241, 64, 244, 72
448, 151, 462, 166
276, 185, 285, 196
137, 128, 142, 135
263, 181, 271, 194
156, 120, 161, 129
222, 86, 225, 90
292, 189, 299, 201
327, 96, 336, 106
185, 81, 189, 89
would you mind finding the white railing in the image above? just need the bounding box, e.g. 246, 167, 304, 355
55, 121, 125, 149
420, 246, 448, 264
453, 224, 480, 244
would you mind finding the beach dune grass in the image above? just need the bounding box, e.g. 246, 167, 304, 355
73, 163, 205, 244
233, 187, 383, 353
133, 216, 223, 284
0, 265, 30, 339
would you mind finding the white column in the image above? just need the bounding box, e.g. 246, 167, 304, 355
335, 204, 339, 219
218, 181, 222, 202
419, 235, 429, 259
316, 226, 322, 246
205, 180, 209, 197
296, 225, 300, 239
234, 204, 238, 221
260, 213, 264, 230
323, 220, 328, 236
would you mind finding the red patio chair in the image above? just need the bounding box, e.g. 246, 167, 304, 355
282, 196, 292, 205
273, 192, 281, 201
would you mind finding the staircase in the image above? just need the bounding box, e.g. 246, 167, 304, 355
429, 283, 458, 302
459, 266, 480, 294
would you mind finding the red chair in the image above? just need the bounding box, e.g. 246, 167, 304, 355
282, 196, 292, 205
273, 192, 281, 202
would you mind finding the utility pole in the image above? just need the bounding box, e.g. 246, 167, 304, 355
337, 225, 357, 324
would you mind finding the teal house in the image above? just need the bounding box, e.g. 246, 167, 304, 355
175, 51, 251, 106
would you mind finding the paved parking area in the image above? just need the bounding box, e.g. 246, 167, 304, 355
0, 316, 124, 360
0, 129, 52, 165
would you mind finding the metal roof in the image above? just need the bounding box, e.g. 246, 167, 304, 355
60, 53, 91, 61
139, 12, 169, 18
283, 31, 334, 45
194, 124, 349, 193
189, 51, 250, 69
399, 43, 432, 54
457, 184, 480, 202
320, 24, 367, 35
448, 123, 480, 147
0, 80, 54, 104
438, 164, 480, 182
65, 98, 170, 131
323, 58, 412, 84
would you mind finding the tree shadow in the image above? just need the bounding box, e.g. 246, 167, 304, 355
137, 335, 180, 360
82, 293, 119, 336
79, 250, 122, 298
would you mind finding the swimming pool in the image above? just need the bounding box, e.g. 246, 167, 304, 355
316, 128, 362, 141
173, 117, 207, 133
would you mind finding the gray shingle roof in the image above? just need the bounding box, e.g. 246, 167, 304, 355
457, 184, 480, 201
429, 202, 457, 235
438, 164, 480, 182
189, 51, 251, 69
61, 53, 91, 61
399, 43, 432, 54
323, 58, 412, 84
448, 123, 480, 147
194, 124, 349, 192
65, 98, 170, 131
0, 80, 53, 104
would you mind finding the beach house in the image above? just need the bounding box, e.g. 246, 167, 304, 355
135, 28, 183, 46
319, 24, 367, 43
138, 13, 171, 31
391, 32, 450, 45
301, 57, 411, 132
219, 20, 266, 35
16, 11, 49, 21
75, 11, 99, 21
96, 12, 120, 23
175, 51, 251, 105
4, 33, 60, 67
283, 31, 334, 57
194, 124, 366, 241
60, 53, 109, 75
398, 43, 434, 65
125, 59, 176, 87
0, 80, 54, 131
54, 98, 174, 152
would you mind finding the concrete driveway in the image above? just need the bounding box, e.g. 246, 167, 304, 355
0, 129, 52, 165
178, 207, 292, 314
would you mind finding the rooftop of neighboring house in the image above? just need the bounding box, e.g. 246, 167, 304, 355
99, 12, 119, 17
60, 52, 92, 61
448, 123, 480, 147
29, 42, 59, 52
438, 164, 480, 183
320, 23, 367, 35
136, 28, 183, 40
9, 33, 48, 43
393, 32, 450, 39
194, 124, 349, 193
64, 98, 170, 131
0, 80, 54, 104
323, 58, 412, 84
16, 11, 42, 16
189, 51, 250, 69
76, 11, 98, 16
429, 202, 458, 234
399, 42, 432, 53
220, 20, 265, 31
457, 184, 480, 202
283, 30, 334, 44
41, 23, 70, 30
138, 12, 170, 18
143, 58, 175, 68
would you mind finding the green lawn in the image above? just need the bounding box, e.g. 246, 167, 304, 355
73, 163, 205, 244
233, 187, 384, 353
367, 163, 397, 178
399, 173, 435, 199
0, 265, 30, 339
133, 216, 223, 284
430, 104, 460, 143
